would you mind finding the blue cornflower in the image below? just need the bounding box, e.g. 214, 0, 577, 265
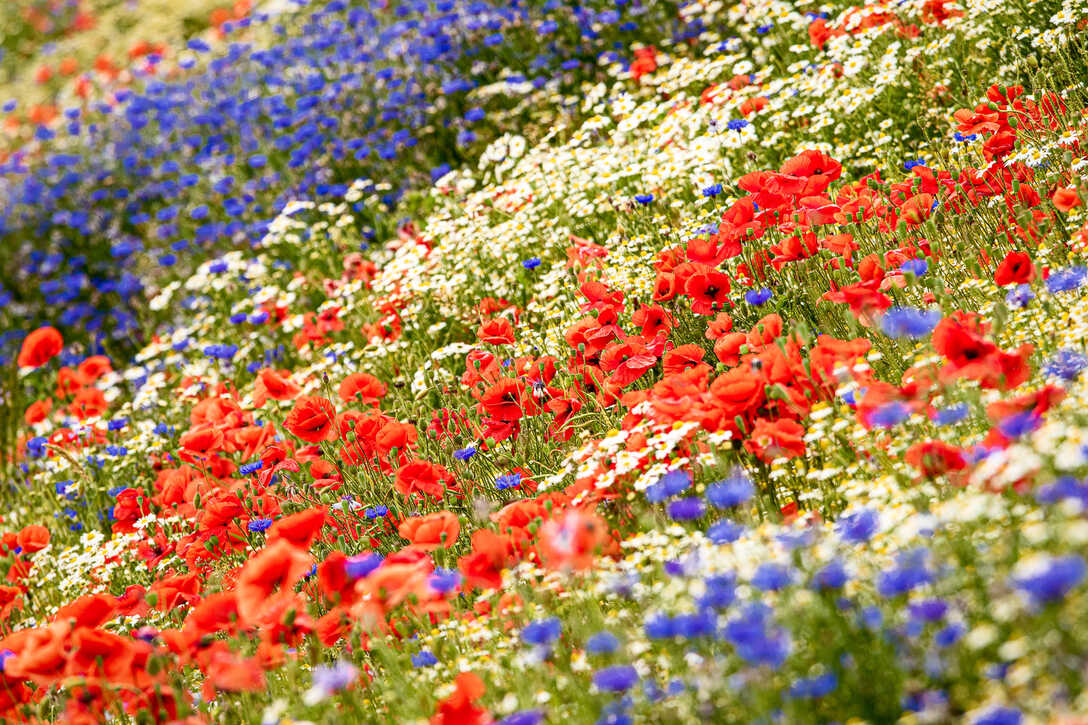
881, 307, 940, 338
935, 622, 964, 647
26, 437, 48, 459
706, 519, 744, 544
723, 603, 791, 667
812, 560, 849, 590
1005, 284, 1034, 308
429, 568, 462, 594
634, 193, 654, 205
997, 411, 1042, 439
934, 403, 969, 425
644, 612, 675, 639
869, 401, 910, 428
751, 562, 793, 591
310, 660, 357, 698
1035, 477, 1088, 507
900, 258, 928, 276
836, 508, 879, 544
1046, 266, 1087, 293
411, 651, 438, 668
789, 672, 837, 699
667, 497, 705, 521
1012, 555, 1086, 604
239, 460, 263, 475
698, 573, 736, 610
248, 518, 273, 532
877, 549, 933, 597
498, 711, 544, 725
453, 446, 476, 461
903, 158, 925, 170
522, 618, 562, 646
706, 471, 754, 508
522, 257, 542, 270
586, 631, 620, 654
727, 119, 748, 131
745, 288, 773, 306
644, 470, 691, 503
702, 183, 723, 197
344, 553, 383, 580
495, 473, 522, 490
1044, 348, 1088, 381
593, 665, 639, 692
972, 707, 1021, 725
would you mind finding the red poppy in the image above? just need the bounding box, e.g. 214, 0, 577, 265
1052, 187, 1082, 212
538, 509, 609, 571
905, 440, 967, 479
235, 540, 314, 625
600, 341, 658, 387
684, 265, 731, 315
398, 511, 461, 550
16, 525, 50, 554
24, 398, 52, 425
477, 317, 516, 345
479, 378, 528, 421
394, 459, 454, 500
993, 251, 1035, 286
458, 529, 515, 590
179, 425, 225, 458
17, 326, 63, 369
269, 507, 328, 548
253, 369, 302, 407
744, 418, 806, 462
663, 345, 707, 377
338, 372, 387, 405
284, 396, 336, 443
432, 672, 489, 725
76, 355, 112, 382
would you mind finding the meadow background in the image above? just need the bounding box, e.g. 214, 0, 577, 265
1, 0, 1088, 723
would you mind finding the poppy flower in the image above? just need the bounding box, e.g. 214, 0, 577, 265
663, 345, 708, 377
394, 459, 454, 500
905, 440, 967, 479
1052, 187, 1083, 212
538, 509, 609, 571
994, 251, 1035, 286
338, 372, 387, 405
63, 366, 98, 404
54, 593, 117, 628
269, 507, 328, 548
744, 418, 806, 462
284, 396, 336, 443
899, 194, 935, 226
235, 539, 314, 625
631, 304, 675, 340
206, 650, 267, 693
179, 426, 225, 458
477, 317, 516, 345
17, 326, 63, 369
684, 265, 731, 315
16, 525, 49, 554
779, 150, 843, 194
600, 341, 658, 387
24, 398, 52, 425
458, 529, 515, 590
398, 511, 461, 550
76, 355, 112, 382
431, 671, 489, 725
479, 378, 528, 421
253, 369, 302, 407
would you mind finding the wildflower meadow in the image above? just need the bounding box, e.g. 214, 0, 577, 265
3, 0, 1088, 722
